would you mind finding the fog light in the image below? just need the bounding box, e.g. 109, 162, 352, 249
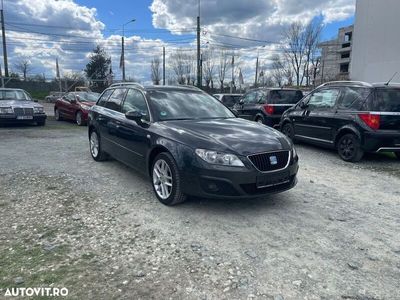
207, 183, 219, 192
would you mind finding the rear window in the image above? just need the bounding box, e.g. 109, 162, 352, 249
270, 90, 303, 104
338, 87, 372, 110
365, 88, 400, 112
222, 95, 240, 106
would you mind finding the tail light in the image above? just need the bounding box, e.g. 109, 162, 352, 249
358, 113, 380, 130
263, 104, 274, 115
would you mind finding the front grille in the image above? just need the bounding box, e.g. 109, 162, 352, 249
248, 150, 290, 172
14, 108, 34, 116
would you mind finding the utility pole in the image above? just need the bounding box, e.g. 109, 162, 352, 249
1, 0, 9, 78
0, 63, 4, 88
162, 46, 165, 86
196, 0, 201, 88
254, 55, 259, 88
230, 54, 235, 94
122, 19, 135, 82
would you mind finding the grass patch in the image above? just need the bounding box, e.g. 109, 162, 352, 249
30, 91, 49, 101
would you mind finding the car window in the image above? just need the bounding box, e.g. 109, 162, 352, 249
222, 95, 237, 107
97, 89, 114, 107
338, 87, 372, 110
365, 88, 400, 112
122, 89, 150, 121
243, 91, 257, 104
65, 93, 75, 102
270, 90, 303, 104
307, 89, 340, 109
104, 88, 127, 112
257, 91, 267, 104
0, 90, 31, 101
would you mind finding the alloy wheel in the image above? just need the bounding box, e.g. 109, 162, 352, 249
339, 137, 355, 160
90, 131, 99, 158
76, 112, 82, 126
152, 159, 173, 200
55, 109, 60, 121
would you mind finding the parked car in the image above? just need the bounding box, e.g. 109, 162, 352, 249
88, 83, 299, 205
45, 91, 64, 103
233, 88, 304, 128
213, 93, 242, 108
54, 92, 100, 126
0, 88, 47, 126
280, 81, 400, 162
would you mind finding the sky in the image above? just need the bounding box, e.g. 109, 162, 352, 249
1, 0, 356, 85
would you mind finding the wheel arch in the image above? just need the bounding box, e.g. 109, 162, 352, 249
334, 126, 361, 148
147, 145, 171, 177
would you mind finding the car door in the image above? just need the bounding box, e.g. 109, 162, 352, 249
238, 91, 258, 120
96, 88, 127, 156
114, 88, 152, 173
293, 88, 341, 144
58, 93, 73, 119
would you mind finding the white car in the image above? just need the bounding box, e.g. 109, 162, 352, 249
213, 93, 243, 108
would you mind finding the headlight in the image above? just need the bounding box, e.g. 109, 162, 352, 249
0, 107, 13, 114
33, 107, 44, 113
81, 105, 91, 110
195, 149, 244, 167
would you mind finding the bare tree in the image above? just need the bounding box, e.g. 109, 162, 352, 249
282, 22, 307, 87
217, 50, 229, 92
151, 58, 161, 85
303, 21, 323, 86
203, 50, 216, 89
14, 59, 32, 81
170, 50, 186, 84
271, 55, 285, 87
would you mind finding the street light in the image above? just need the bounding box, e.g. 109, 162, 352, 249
121, 19, 135, 82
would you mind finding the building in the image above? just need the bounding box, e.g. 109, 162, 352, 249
350, 0, 400, 83
316, 25, 354, 84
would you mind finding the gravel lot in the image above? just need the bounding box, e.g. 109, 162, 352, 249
1, 121, 399, 300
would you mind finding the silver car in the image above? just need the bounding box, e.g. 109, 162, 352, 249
0, 88, 47, 126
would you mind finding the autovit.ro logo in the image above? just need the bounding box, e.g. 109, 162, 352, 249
1, 287, 69, 297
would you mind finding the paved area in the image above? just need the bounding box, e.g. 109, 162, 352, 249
0, 121, 399, 299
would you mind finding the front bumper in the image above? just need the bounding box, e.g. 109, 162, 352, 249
363, 131, 400, 153
181, 156, 299, 199
0, 114, 47, 124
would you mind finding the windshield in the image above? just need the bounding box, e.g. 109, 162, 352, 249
366, 88, 400, 112
74, 92, 99, 102
0, 90, 32, 101
148, 90, 235, 121
270, 90, 303, 104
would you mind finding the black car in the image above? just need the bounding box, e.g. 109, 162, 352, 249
88, 83, 299, 205
233, 88, 303, 128
0, 88, 47, 126
280, 81, 400, 162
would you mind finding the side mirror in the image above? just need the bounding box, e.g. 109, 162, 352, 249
125, 110, 143, 124
299, 102, 308, 109
33, 99, 38, 103
71, 99, 77, 104
239, 99, 244, 105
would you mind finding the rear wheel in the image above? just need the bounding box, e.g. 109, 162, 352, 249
151, 152, 186, 206
282, 122, 295, 140
255, 117, 264, 124
89, 130, 108, 161
337, 133, 364, 162
395, 152, 400, 160
55, 108, 62, 121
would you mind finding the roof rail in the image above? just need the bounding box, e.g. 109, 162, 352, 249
110, 82, 145, 89
318, 81, 372, 88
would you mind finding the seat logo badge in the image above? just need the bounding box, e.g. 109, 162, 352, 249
270, 156, 278, 165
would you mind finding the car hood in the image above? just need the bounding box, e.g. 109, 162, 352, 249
0, 100, 43, 108
155, 118, 290, 156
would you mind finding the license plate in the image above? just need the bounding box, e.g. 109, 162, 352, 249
17, 116, 33, 120
256, 172, 290, 188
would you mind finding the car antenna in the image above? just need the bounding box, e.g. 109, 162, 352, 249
385, 72, 398, 86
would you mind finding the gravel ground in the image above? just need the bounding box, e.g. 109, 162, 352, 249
0, 121, 399, 300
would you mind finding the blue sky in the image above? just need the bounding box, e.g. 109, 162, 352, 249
3, 0, 356, 84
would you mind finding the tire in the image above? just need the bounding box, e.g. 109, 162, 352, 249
55, 108, 62, 121
151, 152, 187, 206
37, 120, 46, 126
76, 111, 84, 126
395, 152, 400, 160
255, 117, 264, 124
337, 133, 364, 162
282, 122, 295, 140
89, 130, 108, 161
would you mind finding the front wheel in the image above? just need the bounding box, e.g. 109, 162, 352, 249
337, 134, 364, 162
89, 130, 108, 161
282, 123, 295, 140
55, 108, 62, 121
151, 153, 187, 206
37, 120, 46, 126
76, 111, 84, 126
